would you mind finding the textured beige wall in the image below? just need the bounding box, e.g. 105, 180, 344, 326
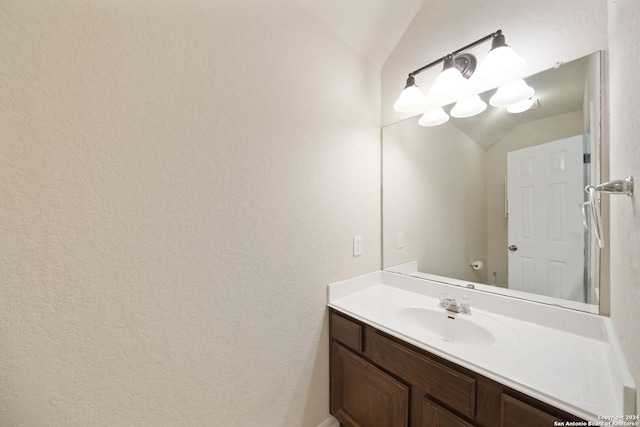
608, 0, 640, 413
0, 1, 380, 425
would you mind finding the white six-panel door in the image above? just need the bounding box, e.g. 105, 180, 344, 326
507, 135, 584, 301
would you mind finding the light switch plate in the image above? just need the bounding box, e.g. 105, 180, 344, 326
353, 236, 362, 256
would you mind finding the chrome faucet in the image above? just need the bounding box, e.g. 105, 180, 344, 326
439, 296, 471, 314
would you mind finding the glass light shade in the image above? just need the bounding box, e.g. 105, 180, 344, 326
475, 45, 525, 84
393, 85, 427, 112
418, 107, 449, 127
450, 95, 487, 118
507, 97, 535, 113
427, 68, 468, 100
489, 79, 535, 107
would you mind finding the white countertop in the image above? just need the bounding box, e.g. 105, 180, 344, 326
328, 270, 636, 422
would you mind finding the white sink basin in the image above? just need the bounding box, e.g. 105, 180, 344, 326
395, 306, 516, 347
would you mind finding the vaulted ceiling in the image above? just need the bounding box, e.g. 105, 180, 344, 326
289, 0, 425, 67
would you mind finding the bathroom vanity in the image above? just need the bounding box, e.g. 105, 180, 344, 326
331, 309, 580, 426
328, 271, 636, 426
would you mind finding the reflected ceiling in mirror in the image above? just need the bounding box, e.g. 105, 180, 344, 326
382, 52, 602, 313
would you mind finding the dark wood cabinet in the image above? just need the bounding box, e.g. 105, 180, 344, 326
331, 342, 409, 427
367, 331, 476, 420
329, 309, 584, 427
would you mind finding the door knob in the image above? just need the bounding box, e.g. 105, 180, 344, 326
508, 245, 518, 252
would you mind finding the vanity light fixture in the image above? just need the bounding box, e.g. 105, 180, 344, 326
451, 94, 488, 118
418, 107, 450, 126
506, 97, 536, 113
394, 29, 529, 125
472, 32, 526, 84
427, 54, 474, 100
393, 75, 428, 112
489, 79, 535, 107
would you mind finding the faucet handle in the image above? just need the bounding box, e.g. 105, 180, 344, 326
460, 295, 471, 314
439, 292, 449, 308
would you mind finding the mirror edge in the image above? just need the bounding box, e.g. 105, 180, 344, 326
597, 49, 610, 317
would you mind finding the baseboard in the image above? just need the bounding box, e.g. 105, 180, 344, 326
317, 415, 339, 427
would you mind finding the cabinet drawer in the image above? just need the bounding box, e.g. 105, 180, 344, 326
330, 311, 363, 353
500, 394, 562, 427
423, 398, 474, 427
369, 332, 476, 419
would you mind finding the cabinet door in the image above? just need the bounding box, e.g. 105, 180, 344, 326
423, 398, 475, 427
367, 331, 477, 419
331, 342, 409, 427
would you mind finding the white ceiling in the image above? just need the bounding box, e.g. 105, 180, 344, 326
289, 0, 425, 67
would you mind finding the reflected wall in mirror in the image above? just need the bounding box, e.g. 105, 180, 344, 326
382, 52, 602, 313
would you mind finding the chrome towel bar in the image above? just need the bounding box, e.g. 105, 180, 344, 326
584, 176, 634, 248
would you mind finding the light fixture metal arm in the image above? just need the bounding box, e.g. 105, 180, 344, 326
408, 30, 502, 78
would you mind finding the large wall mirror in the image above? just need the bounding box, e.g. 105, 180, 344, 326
382, 51, 602, 313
